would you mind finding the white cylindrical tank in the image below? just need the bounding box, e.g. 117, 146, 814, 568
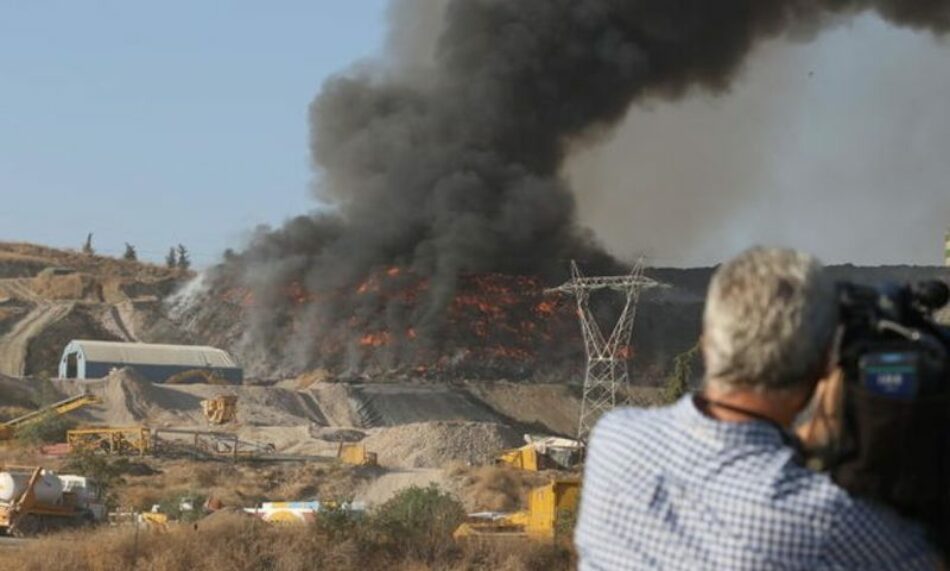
0, 470, 64, 505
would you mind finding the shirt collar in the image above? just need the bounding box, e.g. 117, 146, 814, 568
673, 394, 788, 449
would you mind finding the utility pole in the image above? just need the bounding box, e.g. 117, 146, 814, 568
546, 260, 658, 441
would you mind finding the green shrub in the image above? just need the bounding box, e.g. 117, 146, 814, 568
157, 492, 207, 523
62, 450, 129, 509
663, 344, 699, 404
30, 378, 62, 407
371, 484, 465, 562
313, 500, 362, 541
15, 412, 75, 445
555, 506, 577, 539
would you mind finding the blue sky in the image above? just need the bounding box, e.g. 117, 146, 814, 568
0, 2, 388, 264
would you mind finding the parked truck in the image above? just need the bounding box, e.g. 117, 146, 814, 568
0, 466, 106, 536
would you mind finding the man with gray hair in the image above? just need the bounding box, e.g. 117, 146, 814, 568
575, 247, 938, 570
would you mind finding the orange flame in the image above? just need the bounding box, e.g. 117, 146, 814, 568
535, 300, 556, 315
359, 332, 392, 347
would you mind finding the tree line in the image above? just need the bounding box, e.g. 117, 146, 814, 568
82, 233, 191, 270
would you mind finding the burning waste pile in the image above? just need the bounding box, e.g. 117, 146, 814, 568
170, 0, 950, 380
175, 265, 587, 380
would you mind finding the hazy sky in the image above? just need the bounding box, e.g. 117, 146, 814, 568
568, 14, 950, 267
2, 3, 948, 267
0, 2, 387, 265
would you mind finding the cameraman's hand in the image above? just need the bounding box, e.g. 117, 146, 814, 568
796, 368, 844, 453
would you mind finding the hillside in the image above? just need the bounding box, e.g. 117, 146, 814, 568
0, 242, 189, 378
1, 241, 947, 383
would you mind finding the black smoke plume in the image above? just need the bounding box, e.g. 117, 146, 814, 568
202, 0, 950, 376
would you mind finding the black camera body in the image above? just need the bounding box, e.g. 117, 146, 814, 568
832, 280, 950, 549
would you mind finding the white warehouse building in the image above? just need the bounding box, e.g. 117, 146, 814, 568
59, 340, 243, 383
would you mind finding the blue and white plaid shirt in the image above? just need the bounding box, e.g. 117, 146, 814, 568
575, 396, 939, 570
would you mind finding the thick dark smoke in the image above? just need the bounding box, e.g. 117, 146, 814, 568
219, 0, 950, 374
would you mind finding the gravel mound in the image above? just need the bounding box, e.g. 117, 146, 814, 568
98, 367, 163, 424
363, 421, 522, 469
57, 367, 205, 426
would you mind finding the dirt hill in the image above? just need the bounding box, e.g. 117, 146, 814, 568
0, 242, 189, 377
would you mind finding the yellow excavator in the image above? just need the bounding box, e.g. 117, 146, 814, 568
200, 395, 238, 425
454, 478, 580, 542
0, 394, 101, 441
336, 442, 378, 467
67, 426, 152, 456
495, 436, 584, 472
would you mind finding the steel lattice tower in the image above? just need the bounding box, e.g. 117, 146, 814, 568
547, 260, 658, 441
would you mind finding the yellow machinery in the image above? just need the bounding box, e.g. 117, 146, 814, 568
0, 465, 105, 537
67, 426, 152, 456
66, 425, 276, 460
0, 393, 101, 440
336, 443, 378, 467
151, 427, 275, 460
496, 445, 544, 471
454, 478, 580, 542
139, 511, 170, 531
495, 436, 584, 472
200, 395, 238, 425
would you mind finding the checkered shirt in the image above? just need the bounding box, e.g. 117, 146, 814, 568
575, 396, 939, 570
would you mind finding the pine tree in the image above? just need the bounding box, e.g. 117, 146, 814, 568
176, 244, 191, 271
123, 243, 137, 261
165, 247, 178, 269
82, 233, 95, 255
663, 344, 699, 404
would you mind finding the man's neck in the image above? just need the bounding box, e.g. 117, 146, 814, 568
700, 383, 806, 428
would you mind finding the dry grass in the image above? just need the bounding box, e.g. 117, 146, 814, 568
0, 442, 68, 468
0, 241, 182, 281
4, 510, 575, 571
117, 458, 377, 511
447, 464, 558, 512
0, 449, 375, 512
0, 405, 32, 423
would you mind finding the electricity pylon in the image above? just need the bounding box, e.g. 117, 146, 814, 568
546, 260, 658, 441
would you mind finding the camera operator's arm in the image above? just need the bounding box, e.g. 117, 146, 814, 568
796, 369, 843, 454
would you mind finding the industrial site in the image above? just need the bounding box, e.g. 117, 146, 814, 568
4, 0, 950, 569
1, 235, 948, 568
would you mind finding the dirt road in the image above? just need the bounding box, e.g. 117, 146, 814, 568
0, 278, 73, 376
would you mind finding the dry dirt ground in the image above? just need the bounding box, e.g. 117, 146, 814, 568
1, 367, 635, 510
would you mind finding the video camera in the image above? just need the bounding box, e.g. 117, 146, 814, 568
829, 279, 950, 549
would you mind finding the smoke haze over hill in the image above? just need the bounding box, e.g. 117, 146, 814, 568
221, 0, 950, 372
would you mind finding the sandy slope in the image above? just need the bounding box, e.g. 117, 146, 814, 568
0, 296, 73, 376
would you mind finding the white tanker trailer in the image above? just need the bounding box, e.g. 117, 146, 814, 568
0, 466, 106, 536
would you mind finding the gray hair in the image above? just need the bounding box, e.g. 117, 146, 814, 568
703, 247, 838, 392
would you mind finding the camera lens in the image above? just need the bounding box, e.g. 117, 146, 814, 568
911, 281, 950, 311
